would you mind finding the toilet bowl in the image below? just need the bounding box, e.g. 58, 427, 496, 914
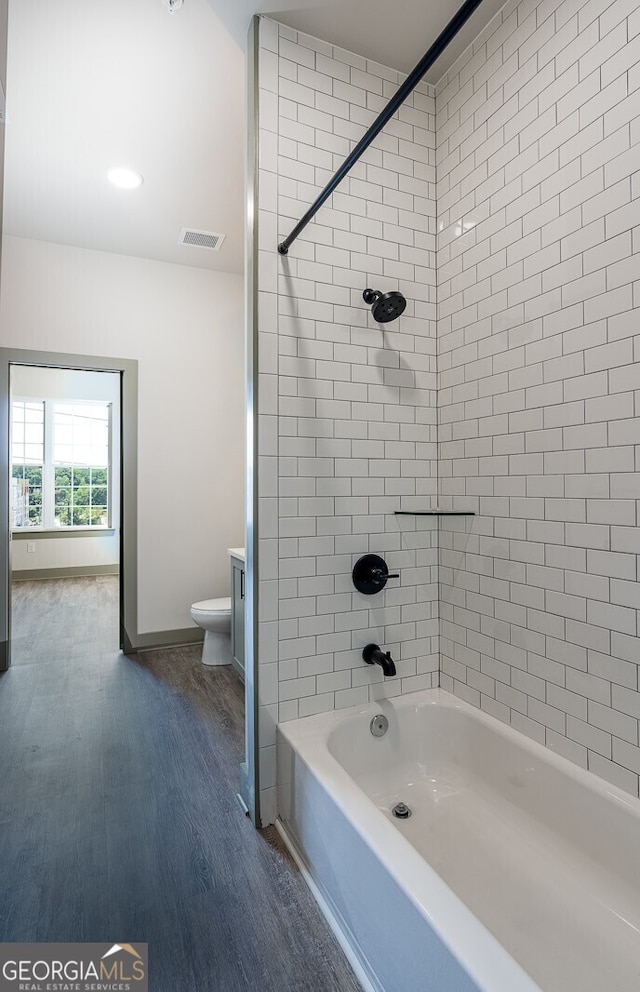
190, 597, 232, 666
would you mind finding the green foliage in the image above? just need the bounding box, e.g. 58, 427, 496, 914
12, 465, 42, 487
53, 465, 109, 527
72, 467, 91, 488
56, 507, 71, 526
12, 463, 44, 527
54, 467, 72, 488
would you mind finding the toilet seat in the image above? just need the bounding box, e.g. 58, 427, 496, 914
191, 597, 231, 623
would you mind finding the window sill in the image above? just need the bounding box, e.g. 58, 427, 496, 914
12, 528, 116, 540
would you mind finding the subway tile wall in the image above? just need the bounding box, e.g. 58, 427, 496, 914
256, 17, 439, 822
437, 0, 640, 794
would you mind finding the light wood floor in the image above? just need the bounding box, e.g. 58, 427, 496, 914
0, 577, 361, 992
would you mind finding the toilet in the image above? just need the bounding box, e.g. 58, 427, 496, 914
190, 597, 232, 666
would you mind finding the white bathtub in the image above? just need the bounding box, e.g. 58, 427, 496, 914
277, 688, 640, 992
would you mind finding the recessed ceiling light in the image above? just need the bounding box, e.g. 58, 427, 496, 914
107, 168, 144, 190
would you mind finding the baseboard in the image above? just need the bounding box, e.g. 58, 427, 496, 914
12, 564, 120, 581
275, 819, 378, 992
131, 627, 205, 652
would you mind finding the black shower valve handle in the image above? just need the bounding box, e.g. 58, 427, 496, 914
372, 567, 399, 581
352, 554, 400, 595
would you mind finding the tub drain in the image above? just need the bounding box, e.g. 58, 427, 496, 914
370, 714, 389, 737
392, 801, 412, 819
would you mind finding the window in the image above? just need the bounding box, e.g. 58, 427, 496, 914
53, 404, 110, 527
11, 399, 111, 530
11, 401, 44, 527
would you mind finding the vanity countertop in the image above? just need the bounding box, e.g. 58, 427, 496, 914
228, 547, 245, 562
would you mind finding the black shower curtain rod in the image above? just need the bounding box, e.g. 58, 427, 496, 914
277, 0, 485, 255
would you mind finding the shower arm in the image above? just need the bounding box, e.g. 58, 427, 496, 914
276, 0, 485, 256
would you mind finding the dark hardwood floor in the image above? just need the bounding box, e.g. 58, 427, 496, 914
0, 577, 361, 992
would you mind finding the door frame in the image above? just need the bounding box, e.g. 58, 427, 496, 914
240, 15, 260, 827
0, 348, 138, 669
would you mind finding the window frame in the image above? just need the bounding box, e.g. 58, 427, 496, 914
11, 397, 113, 533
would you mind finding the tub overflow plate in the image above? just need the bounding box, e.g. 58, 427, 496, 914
370, 714, 388, 737
392, 801, 412, 819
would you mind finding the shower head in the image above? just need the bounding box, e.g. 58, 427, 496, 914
363, 288, 406, 323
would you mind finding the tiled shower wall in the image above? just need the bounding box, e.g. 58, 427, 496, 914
437, 0, 640, 794
256, 18, 439, 821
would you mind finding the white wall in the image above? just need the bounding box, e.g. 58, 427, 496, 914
437, 0, 640, 794
256, 17, 438, 822
0, 0, 7, 276
0, 235, 244, 634
11, 364, 121, 574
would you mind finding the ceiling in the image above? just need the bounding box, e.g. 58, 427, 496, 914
3, 0, 503, 275
4, 0, 246, 273
212, 0, 507, 81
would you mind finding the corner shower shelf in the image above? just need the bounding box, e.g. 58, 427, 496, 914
394, 510, 476, 516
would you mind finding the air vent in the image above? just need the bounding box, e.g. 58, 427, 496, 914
178, 228, 225, 251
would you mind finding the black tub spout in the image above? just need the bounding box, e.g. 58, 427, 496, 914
362, 643, 396, 677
